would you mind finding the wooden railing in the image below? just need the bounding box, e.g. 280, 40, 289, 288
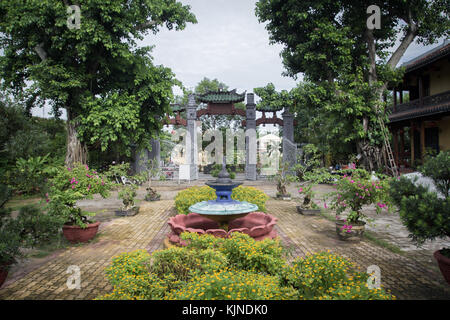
389, 90, 450, 114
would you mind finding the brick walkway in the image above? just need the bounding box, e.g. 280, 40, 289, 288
0, 200, 174, 300
1, 198, 449, 300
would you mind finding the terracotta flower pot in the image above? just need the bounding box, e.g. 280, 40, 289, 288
62, 221, 100, 244
434, 249, 450, 285
335, 219, 365, 242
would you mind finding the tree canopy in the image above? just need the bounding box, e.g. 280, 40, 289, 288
255, 0, 449, 169
0, 0, 197, 166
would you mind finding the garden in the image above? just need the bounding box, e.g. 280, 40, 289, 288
0, 0, 449, 304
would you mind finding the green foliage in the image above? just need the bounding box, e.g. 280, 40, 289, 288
0, 0, 197, 160
254, 83, 292, 112
12, 154, 56, 195
272, 162, 298, 197
255, 0, 449, 166
103, 162, 131, 184
174, 186, 216, 215
303, 167, 335, 184
389, 175, 450, 246
46, 163, 112, 228
174, 185, 269, 214
0, 185, 23, 266
166, 269, 296, 300
230, 186, 269, 212
211, 164, 236, 179
118, 185, 138, 210
293, 143, 322, 180
16, 205, 65, 247
419, 151, 450, 197
0, 96, 66, 189
97, 233, 394, 300
280, 252, 394, 300
328, 171, 392, 223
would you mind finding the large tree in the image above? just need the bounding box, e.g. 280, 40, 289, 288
0, 0, 197, 166
255, 0, 449, 170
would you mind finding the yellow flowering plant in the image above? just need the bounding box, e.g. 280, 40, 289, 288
97, 234, 395, 300
174, 185, 269, 214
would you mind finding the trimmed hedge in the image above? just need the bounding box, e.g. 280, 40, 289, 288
174, 185, 269, 214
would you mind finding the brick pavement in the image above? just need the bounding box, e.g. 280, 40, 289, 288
1, 197, 449, 300
0, 200, 174, 300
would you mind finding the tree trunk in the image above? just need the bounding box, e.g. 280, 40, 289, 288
65, 111, 88, 167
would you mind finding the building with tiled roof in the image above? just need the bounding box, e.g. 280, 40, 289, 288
387, 39, 450, 170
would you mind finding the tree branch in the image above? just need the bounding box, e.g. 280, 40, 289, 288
34, 43, 47, 61
136, 20, 158, 30
387, 7, 418, 69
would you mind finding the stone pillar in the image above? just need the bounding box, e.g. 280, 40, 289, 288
148, 138, 161, 167
245, 93, 257, 180
282, 107, 296, 171
132, 146, 148, 174
186, 94, 198, 180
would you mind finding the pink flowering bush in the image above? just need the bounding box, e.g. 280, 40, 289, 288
46, 163, 112, 228
328, 172, 392, 224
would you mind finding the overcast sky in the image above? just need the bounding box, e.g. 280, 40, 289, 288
33, 0, 446, 117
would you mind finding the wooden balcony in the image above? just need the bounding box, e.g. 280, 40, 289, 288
388, 90, 450, 123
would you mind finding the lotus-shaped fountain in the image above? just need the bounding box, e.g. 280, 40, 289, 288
167, 157, 278, 246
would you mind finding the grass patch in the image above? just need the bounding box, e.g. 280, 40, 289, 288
319, 209, 404, 255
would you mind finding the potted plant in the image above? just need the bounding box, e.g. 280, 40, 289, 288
328, 169, 391, 242
389, 151, 450, 284
296, 184, 321, 215
46, 163, 111, 244
144, 158, 161, 201
116, 184, 139, 216
274, 163, 298, 200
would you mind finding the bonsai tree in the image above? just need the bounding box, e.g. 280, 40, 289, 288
297, 184, 319, 210
46, 163, 111, 228
273, 162, 298, 198
293, 143, 321, 181
118, 185, 138, 211
390, 151, 450, 252
144, 158, 162, 201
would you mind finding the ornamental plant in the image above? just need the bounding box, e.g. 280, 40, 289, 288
389, 151, 450, 257
118, 184, 138, 211
174, 186, 269, 214
46, 163, 112, 228
327, 170, 392, 224
96, 232, 394, 300
297, 184, 319, 209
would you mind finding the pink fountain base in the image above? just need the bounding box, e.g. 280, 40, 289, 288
167, 212, 278, 246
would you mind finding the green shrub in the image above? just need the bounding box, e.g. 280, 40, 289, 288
174, 186, 216, 214
280, 252, 394, 300
16, 205, 65, 246
231, 185, 269, 212
0, 186, 23, 266
118, 184, 138, 210
389, 151, 450, 252
181, 232, 284, 275
165, 269, 297, 300
46, 163, 112, 228
174, 185, 269, 214
97, 232, 394, 300
389, 176, 450, 247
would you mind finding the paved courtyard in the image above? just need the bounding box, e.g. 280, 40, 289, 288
1, 180, 449, 300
